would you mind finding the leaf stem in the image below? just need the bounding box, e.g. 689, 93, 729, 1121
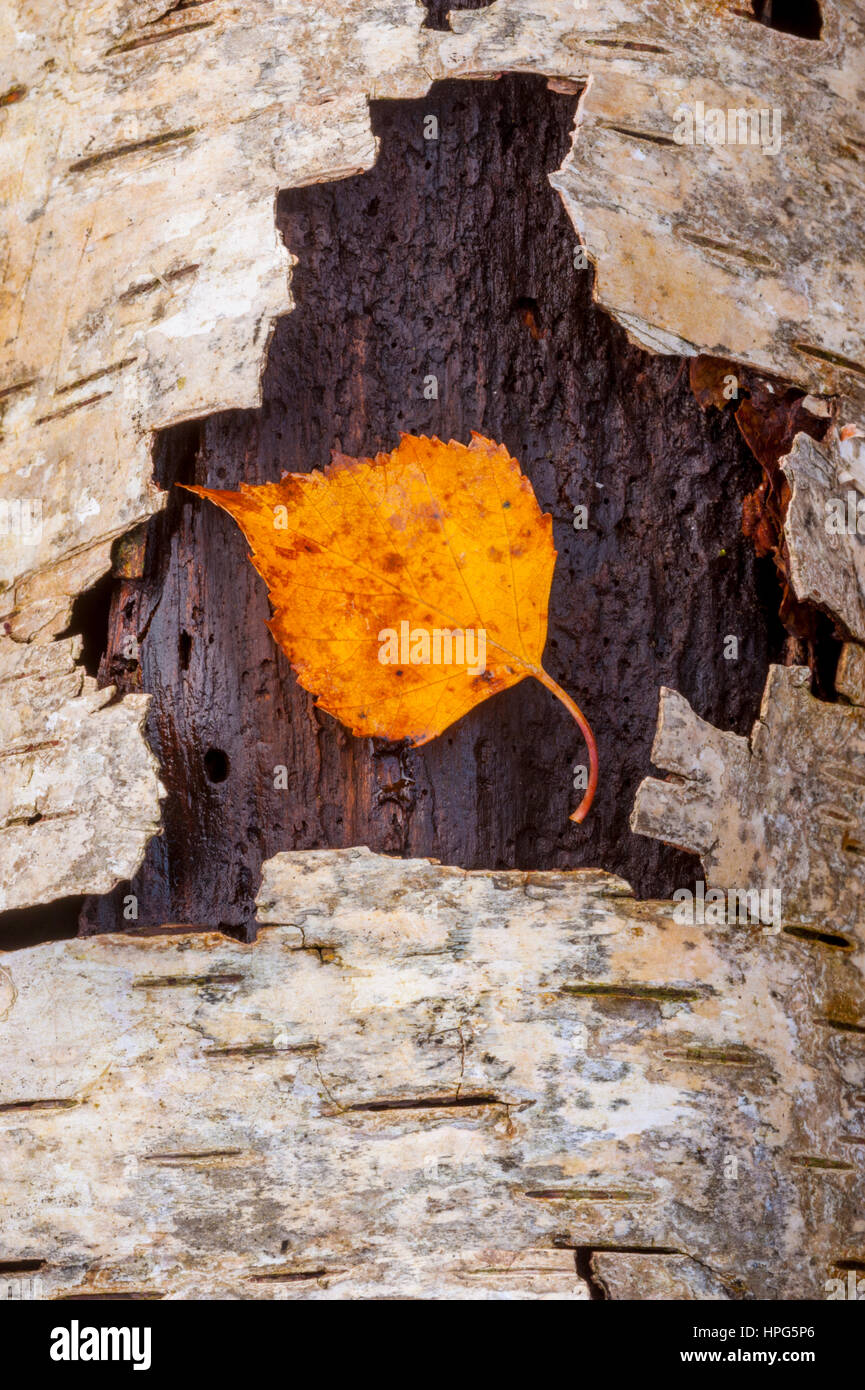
534, 668, 598, 824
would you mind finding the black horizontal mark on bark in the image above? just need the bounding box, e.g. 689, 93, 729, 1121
583, 39, 670, 52
53, 1291, 165, 1301
674, 228, 778, 270
783, 924, 855, 949
203, 1042, 320, 1058
132, 972, 244, 988
4, 810, 77, 828
35, 392, 112, 424
788, 1155, 854, 1171
0, 377, 37, 399
0, 1097, 78, 1113
247, 1267, 341, 1283
562, 982, 707, 1001
118, 264, 199, 303
345, 1092, 504, 1112
141, 1148, 245, 1162
525, 1187, 655, 1202
106, 21, 214, 55
600, 124, 679, 145
55, 357, 137, 395
793, 343, 865, 377
68, 127, 197, 173
661, 1045, 768, 1066
554, 1240, 679, 1254
0, 740, 61, 759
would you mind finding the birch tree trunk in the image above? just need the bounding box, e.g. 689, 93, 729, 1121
1, 0, 863, 1300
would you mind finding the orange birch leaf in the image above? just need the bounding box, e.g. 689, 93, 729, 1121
183, 432, 598, 822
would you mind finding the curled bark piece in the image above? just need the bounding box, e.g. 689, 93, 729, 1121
782, 432, 865, 643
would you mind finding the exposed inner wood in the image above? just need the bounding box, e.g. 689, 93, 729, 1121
86, 77, 784, 933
